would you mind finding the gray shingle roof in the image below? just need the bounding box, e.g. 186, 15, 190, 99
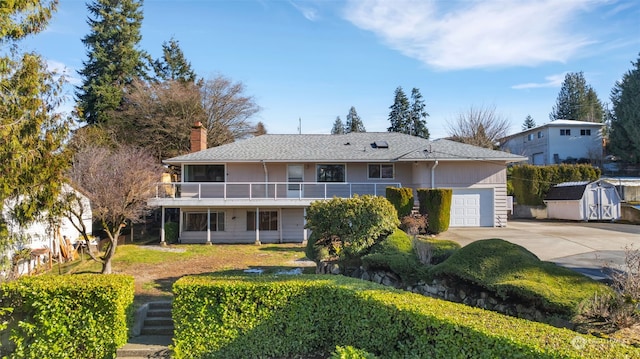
165, 132, 526, 164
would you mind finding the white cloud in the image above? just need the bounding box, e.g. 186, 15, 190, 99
289, 1, 319, 21
343, 0, 600, 70
46, 59, 81, 86
512, 73, 567, 89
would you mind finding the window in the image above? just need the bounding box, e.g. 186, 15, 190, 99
247, 211, 278, 231
184, 165, 225, 182
527, 134, 534, 141
316, 164, 345, 182
183, 211, 225, 232
537, 131, 544, 138
580, 129, 591, 136
368, 164, 394, 179
560, 129, 571, 136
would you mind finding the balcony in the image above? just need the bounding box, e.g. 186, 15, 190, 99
148, 182, 401, 207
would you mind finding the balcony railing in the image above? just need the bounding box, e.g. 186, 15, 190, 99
152, 182, 401, 200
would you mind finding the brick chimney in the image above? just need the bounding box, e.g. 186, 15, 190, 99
190, 121, 207, 153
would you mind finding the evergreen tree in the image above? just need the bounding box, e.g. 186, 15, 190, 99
387, 86, 410, 134
408, 87, 429, 138
152, 37, 196, 83
345, 106, 365, 133
76, 0, 146, 125
1, 0, 71, 275
549, 72, 604, 122
331, 116, 345, 134
609, 53, 640, 163
522, 115, 536, 130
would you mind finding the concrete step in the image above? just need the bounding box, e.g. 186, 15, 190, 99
116, 335, 172, 358
144, 317, 173, 327
141, 325, 174, 336
148, 301, 172, 310
146, 309, 172, 318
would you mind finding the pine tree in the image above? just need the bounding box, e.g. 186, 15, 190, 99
345, 106, 365, 133
331, 116, 345, 134
549, 72, 604, 122
387, 86, 410, 134
408, 87, 429, 138
609, 53, 640, 163
76, 0, 146, 125
522, 115, 536, 130
152, 37, 196, 83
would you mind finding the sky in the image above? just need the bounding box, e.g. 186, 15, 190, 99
18, 0, 640, 139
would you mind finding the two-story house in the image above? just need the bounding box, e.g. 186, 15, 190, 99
499, 119, 604, 165
148, 123, 525, 244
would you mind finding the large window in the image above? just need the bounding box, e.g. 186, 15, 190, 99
316, 164, 345, 182
183, 211, 225, 231
368, 164, 394, 179
560, 129, 571, 136
247, 211, 278, 231
184, 165, 225, 182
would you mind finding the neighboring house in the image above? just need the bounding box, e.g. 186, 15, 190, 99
149, 124, 525, 244
2, 184, 92, 277
499, 119, 604, 165
543, 180, 621, 221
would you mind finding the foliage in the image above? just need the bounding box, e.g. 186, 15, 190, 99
331, 346, 378, 359
385, 187, 413, 218
399, 213, 427, 237
331, 116, 345, 134
549, 72, 605, 123
200, 74, 262, 147
408, 87, 429, 139
164, 222, 179, 244
510, 164, 601, 205
171, 274, 637, 359
446, 104, 510, 148
305, 195, 399, 261
252, 121, 267, 136
417, 236, 460, 265
430, 239, 609, 316
387, 86, 409, 135
0, 274, 134, 358
522, 114, 536, 131
609, 52, 640, 164
151, 37, 196, 83
0, 0, 57, 42
67, 145, 164, 273
76, 0, 147, 125
361, 229, 424, 284
345, 106, 365, 133
387, 87, 429, 138
417, 188, 452, 234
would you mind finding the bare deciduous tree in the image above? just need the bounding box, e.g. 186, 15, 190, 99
200, 74, 262, 147
68, 145, 164, 274
446, 105, 511, 149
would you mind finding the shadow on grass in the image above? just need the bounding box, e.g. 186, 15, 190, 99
258, 245, 306, 253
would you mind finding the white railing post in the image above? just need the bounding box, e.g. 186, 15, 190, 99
198, 183, 201, 199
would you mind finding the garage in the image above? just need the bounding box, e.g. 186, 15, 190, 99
450, 188, 494, 227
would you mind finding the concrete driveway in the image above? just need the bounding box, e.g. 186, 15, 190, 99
442, 220, 640, 280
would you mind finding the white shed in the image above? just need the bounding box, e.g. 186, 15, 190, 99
544, 180, 622, 221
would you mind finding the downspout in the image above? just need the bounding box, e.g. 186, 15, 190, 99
431, 160, 439, 188
262, 161, 269, 197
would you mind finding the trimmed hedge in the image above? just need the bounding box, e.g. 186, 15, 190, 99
417, 188, 452, 234
172, 275, 638, 359
0, 274, 134, 359
361, 229, 424, 284
510, 164, 601, 205
385, 187, 414, 218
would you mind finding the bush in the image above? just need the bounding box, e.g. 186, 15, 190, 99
385, 187, 413, 218
0, 274, 134, 358
418, 236, 460, 264
171, 275, 638, 358
429, 239, 609, 316
305, 195, 399, 261
399, 213, 427, 236
164, 221, 179, 243
361, 229, 423, 284
331, 346, 378, 359
510, 164, 601, 205
417, 188, 452, 234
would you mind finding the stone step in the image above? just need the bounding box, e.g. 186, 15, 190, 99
148, 301, 172, 310
146, 308, 172, 318
116, 335, 172, 358
144, 317, 173, 327
141, 325, 174, 336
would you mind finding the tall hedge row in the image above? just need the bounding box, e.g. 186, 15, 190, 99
385, 187, 414, 218
0, 274, 134, 359
171, 275, 639, 359
417, 188, 452, 234
510, 164, 601, 205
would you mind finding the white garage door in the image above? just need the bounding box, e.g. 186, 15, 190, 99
450, 189, 494, 227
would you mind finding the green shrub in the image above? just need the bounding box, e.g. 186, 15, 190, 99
305, 195, 399, 261
429, 239, 610, 316
331, 345, 378, 359
0, 274, 134, 358
510, 164, 601, 205
361, 229, 423, 284
164, 221, 179, 243
417, 188, 452, 234
385, 187, 413, 218
418, 236, 460, 264
171, 275, 638, 359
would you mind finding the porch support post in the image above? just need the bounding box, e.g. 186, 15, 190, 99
160, 206, 166, 247
206, 208, 212, 245
254, 207, 261, 245
278, 208, 282, 244
302, 207, 308, 246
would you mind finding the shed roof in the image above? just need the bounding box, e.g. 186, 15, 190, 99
544, 182, 589, 201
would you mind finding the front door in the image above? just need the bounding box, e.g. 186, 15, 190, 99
287, 165, 303, 198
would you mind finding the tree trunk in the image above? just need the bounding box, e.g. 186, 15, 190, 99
101, 228, 121, 274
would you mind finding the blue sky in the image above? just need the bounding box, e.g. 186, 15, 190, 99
19, 0, 640, 139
